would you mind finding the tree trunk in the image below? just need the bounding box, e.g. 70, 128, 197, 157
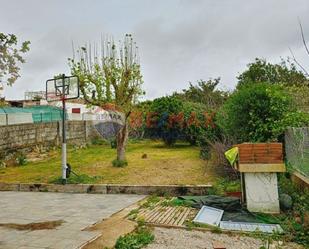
116, 122, 128, 161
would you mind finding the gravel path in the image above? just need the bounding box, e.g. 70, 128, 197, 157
146, 227, 304, 249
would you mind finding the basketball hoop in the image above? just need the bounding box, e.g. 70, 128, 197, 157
46, 74, 79, 184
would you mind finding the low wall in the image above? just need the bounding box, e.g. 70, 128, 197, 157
0, 183, 212, 196
0, 121, 99, 159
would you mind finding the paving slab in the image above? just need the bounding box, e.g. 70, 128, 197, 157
0, 191, 144, 248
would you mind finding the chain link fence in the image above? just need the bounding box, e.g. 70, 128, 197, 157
285, 127, 309, 177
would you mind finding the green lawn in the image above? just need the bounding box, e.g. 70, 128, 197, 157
0, 140, 217, 185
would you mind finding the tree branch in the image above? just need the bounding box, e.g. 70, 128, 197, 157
299, 18, 309, 57
288, 47, 309, 77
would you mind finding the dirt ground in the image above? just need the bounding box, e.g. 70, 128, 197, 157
83, 199, 145, 249
145, 227, 304, 249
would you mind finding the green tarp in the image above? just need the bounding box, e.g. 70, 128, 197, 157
0, 106, 64, 123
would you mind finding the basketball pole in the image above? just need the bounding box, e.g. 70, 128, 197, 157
61, 74, 67, 184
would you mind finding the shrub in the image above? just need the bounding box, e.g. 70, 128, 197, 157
217, 83, 309, 143
112, 159, 128, 167
182, 102, 208, 145
148, 96, 184, 146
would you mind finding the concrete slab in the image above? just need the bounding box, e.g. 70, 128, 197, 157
0, 191, 144, 248
244, 173, 280, 213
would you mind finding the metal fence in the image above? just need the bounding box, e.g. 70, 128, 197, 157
285, 127, 309, 177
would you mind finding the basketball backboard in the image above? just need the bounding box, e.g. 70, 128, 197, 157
46, 75, 79, 101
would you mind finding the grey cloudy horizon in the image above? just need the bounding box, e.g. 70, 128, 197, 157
1, 0, 309, 100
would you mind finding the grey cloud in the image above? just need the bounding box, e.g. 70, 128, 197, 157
1, 0, 309, 99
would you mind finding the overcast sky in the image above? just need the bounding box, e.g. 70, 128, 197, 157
1, 0, 309, 100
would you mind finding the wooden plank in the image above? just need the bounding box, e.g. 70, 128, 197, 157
174, 208, 191, 226
147, 207, 168, 222
170, 208, 186, 226
165, 207, 182, 225
142, 206, 162, 220
156, 207, 174, 224
160, 207, 177, 224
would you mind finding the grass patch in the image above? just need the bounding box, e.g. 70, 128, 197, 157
49, 174, 102, 184
0, 140, 215, 185
112, 159, 128, 167
115, 225, 154, 249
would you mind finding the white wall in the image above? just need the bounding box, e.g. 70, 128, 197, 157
0, 114, 6, 126
6, 113, 33, 125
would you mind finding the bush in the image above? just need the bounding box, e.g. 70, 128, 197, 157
182, 101, 209, 145
112, 159, 128, 167
148, 96, 184, 146
217, 83, 309, 142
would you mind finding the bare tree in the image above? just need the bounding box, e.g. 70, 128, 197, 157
69, 34, 144, 162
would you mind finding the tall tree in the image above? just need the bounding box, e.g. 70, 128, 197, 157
237, 58, 308, 88
0, 33, 30, 86
174, 78, 228, 110
69, 34, 144, 162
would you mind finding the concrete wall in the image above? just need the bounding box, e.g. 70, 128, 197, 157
0, 121, 99, 158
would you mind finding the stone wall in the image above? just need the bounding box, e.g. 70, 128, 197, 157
0, 121, 99, 159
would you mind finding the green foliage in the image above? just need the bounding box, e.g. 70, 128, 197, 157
110, 138, 117, 148
217, 83, 309, 142
160, 198, 193, 207
49, 174, 101, 184
112, 159, 128, 167
0, 33, 30, 86
237, 58, 308, 88
174, 78, 229, 110
182, 101, 216, 145
207, 178, 241, 195
285, 85, 309, 113
69, 34, 144, 162
149, 96, 184, 146
141, 195, 161, 209
115, 226, 154, 249
16, 153, 27, 166
91, 137, 106, 145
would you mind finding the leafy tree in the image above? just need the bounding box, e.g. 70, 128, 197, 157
68, 34, 143, 162
148, 96, 184, 146
217, 83, 309, 142
174, 78, 228, 110
0, 33, 30, 86
237, 58, 308, 88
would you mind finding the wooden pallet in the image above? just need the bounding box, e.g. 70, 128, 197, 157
137, 204, 197, 227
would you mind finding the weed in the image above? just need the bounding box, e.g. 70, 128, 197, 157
115, 225, 154, 249
16, 153, 27, 166
128, 209, 139, 220
160, 198, 192, 207
141, 195, 160, 209
112, 159, 128, 167
207, 177, 241, 196
49, 174, 101, 184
